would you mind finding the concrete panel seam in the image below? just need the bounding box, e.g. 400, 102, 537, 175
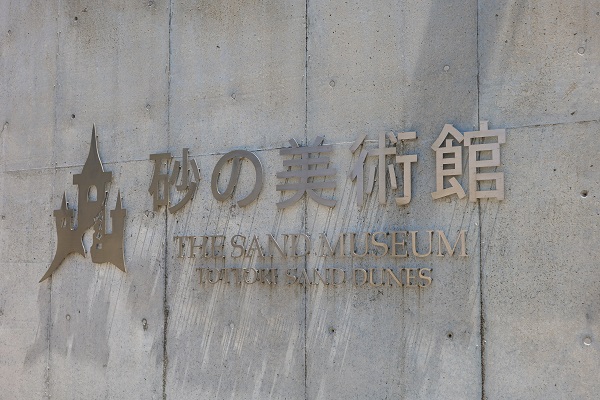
46, 0, 62, 397
499, 118, 600, 131
45, 282, 52, 399
477, 1, 486, 399
163, 1, 174, 400
304, 1, 309, 398
4, 158, 159, 174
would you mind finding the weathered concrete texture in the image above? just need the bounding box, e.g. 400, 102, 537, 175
169, 0, 306, 154
0, 1, 58, 172
3, 0, 600, 398
47, 161, 164, 400
306, 0, 481, 398
479, 2, 600, 398
0, 2, 58, 398
165, 151, 306, 399
479, 1, 600, 128
0, 169, 54, 399
53, 1, 170, 168
480, 121, 600, 399
25, 0, 172, 397
165, 1, 308, 396
305, 150, 481, 399
307, 0, 478, 139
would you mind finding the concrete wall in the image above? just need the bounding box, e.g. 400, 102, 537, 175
1, 1, 598, 399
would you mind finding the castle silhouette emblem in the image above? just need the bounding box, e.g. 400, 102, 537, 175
40, 125, 126, 282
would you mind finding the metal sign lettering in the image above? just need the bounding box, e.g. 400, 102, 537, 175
38, 120, 505, 288
276, 136, 337, 208
148, 121, 505, 213
211, 150, 263, 207
149, 148, 200, 213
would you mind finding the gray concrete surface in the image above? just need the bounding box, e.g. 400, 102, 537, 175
306, 1, 480, 398
480, 122, 600, 399
1, 0, 599, 399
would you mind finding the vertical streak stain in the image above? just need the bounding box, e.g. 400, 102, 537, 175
47, 0, 62, 397
476, 2, 486, 398
163, 1, 174, 399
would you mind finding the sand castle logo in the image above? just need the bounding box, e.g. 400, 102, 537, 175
40, 125, 126, 282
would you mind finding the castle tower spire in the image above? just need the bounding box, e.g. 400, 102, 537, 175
39, 193, 83, 282
92, 190, 127, 272
60, 192, 68, 210
73, 125, 112, 231
83, 124, 104, 174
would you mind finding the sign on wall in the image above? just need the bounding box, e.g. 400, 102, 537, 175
41, 121, 505, 287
